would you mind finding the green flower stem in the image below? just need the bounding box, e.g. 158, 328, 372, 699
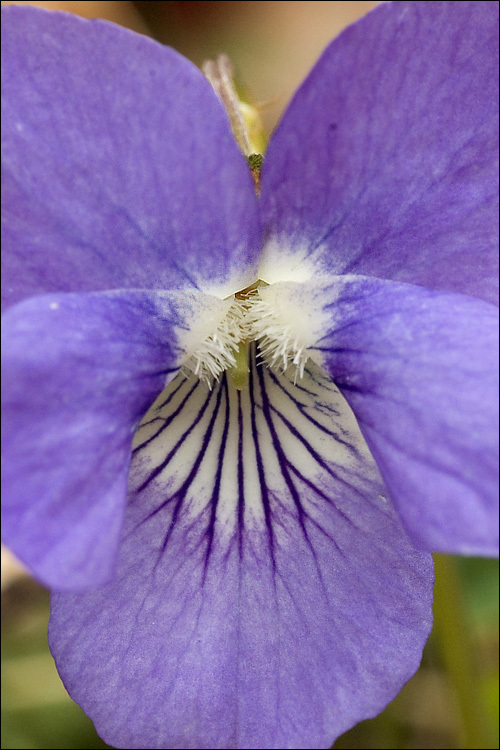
202, 54, 252, 157
202, 54, 267, 195
433, 553, 492, 749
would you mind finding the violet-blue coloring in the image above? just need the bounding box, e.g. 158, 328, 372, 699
1, 2, 498, 748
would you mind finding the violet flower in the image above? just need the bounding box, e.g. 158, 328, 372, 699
1, 2, 498, 748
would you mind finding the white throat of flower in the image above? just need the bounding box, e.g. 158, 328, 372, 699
184, 280, 312, 389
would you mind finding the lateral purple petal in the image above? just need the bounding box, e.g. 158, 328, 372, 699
1, 5, 260, 312
260, 1, 499, 304
314, 276, 499, 556
1, 288, 209, 589
49, 362, 433, 750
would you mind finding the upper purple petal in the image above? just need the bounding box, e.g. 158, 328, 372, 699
1, 287, 229, 589
260, 1, 499, 305
1, 5, 260, 312
313, 275, 499, 556
49, 360, 433, 749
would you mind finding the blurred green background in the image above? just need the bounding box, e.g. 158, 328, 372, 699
1, 2, 499, 749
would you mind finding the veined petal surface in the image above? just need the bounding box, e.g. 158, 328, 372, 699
49, 357, 433, 750
311, 275, 499, 555
1, 4, 260, 311
1, 288, 232, 589
260, 1, 499, 305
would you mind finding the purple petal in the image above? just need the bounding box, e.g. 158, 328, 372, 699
1, 5, 260, 312
311, 275, 499, 556
49, 359, 433, 749
1, 288, 232, 589
260, 1, 499, 305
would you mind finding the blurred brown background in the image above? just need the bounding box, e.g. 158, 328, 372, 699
2, 0, 378, 133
